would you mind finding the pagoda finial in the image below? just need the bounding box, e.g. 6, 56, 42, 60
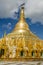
20, 7, 25, 21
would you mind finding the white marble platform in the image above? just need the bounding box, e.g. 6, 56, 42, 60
0, 61, 43, 65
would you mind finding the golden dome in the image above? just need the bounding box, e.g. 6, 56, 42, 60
13, 7, 29, 33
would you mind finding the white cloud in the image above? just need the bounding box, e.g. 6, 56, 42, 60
0, 0, 43, 24
25, 0, 43, 24
7, 23, 12, 29
2, 23, 12, 30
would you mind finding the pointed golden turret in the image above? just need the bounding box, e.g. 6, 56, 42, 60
20, 7, 25, 21
13, 7, 29, 32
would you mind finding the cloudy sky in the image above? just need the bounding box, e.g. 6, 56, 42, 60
0, 0, 43, 23
0, 0, 43, 39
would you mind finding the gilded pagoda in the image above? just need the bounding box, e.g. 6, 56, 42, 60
0, 7, 43, 60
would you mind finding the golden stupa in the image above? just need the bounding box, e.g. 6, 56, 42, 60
0, 7, 43, 61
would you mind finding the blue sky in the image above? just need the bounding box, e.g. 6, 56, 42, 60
0, 0, 43, 40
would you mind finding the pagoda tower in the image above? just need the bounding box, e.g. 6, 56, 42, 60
0, 7, 43, 61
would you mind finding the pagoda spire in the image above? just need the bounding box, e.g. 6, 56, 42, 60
13, 6, 29, 32
19, 7, 25, 21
